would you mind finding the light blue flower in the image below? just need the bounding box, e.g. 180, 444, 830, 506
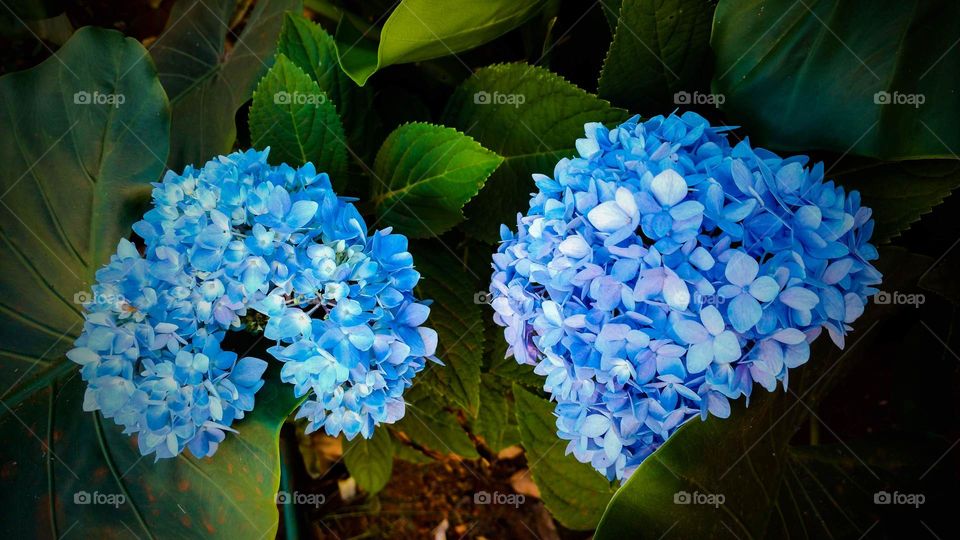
68, 149, 436, 457
490, 112, 881, 480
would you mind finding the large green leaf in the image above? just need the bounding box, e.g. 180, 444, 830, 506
372, 122, 503, 238
335, 0, 546, 86
832, 158, 960, 243
513, 385, 615, 530
594, 248, 931, 539
442, 63, 628, 242
343, 428, 394, 495
0, 26, 169, 392
248, 54, 348, 185
598, 0, 714, 113
276, 12, 380, 161
0, 27, 306, 539
412, 243, 484, 416
151, 0, 301, 171
712, 0, 960, 160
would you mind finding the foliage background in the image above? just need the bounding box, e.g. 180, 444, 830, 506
0, 0, 958, 538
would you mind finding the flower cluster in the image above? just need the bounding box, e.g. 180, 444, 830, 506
69, 149, 436, 459
490, 112, 881, 480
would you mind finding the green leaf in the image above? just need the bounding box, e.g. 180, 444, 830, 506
712, 0, 960, 160
513, 385, 615, 530
335, 0, 547, 85
598, 0, 713, 112
0, 26, 169, 392
393, 385, 479, 459
373, 122, 503, 238
472, 374, 520, 452
0, 27, 303, 539
151, 0, 301, 171
832, 158, 960, 243
276, 13, 381, 161
343, 429, 394, 494
594, 248, 931, 539
411, 242, 484, 416
249, 54, 348, 186
442, 63, 627, 242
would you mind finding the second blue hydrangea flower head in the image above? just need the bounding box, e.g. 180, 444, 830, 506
490, 112, 882, 480
69, 149, 436, 459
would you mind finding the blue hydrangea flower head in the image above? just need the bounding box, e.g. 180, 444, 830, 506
69, 149, 436, 458
490, 112, 881, 480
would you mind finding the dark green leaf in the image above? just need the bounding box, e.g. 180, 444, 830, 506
276, 12, 381, 162
712, 0, 960, 160
335, 0, 547, 86
594, 248, 931, 539
442, 63, 627, 242
373, 122, 503, 238
412, 243, 484, 416
343, 429, 394, 494
0, 26, 168, 392
833, 158, 960, 243
472, 374, 520, 452
151, 0, 301, 171
513, 384, 614, 530
598, 0, 713, 113
249, 54, 348, 185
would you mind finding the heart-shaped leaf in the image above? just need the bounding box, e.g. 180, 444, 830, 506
151, 0, 301, 171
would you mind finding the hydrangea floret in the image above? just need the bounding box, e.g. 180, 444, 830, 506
68, 149, 437, 459
490, 112, 881, 480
